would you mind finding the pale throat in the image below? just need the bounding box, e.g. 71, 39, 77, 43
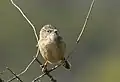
48, 33, 59, 42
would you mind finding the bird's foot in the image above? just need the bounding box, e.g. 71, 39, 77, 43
42, 67, 47, 72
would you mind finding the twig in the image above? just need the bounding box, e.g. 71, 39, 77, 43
6, 67, 23, 82
33, 72, 56, 82
33, 58, 67, 82
33, 58, 57, 82
33, 57, 65, 82
66, 0, 95, 60
7, 49, 39, 82
32, 64, 61, 82
7, 0, 41, 81
10, 0, 38, 42
76, 0, 95, 43
34, 56, 42, 66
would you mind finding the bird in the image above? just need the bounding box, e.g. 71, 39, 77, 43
38, 24, 71, 71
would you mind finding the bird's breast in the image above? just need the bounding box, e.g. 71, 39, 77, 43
46, 42, 64, 63
39, 39, 65, 64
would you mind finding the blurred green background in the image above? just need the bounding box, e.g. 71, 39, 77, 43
0, 0, 120, 82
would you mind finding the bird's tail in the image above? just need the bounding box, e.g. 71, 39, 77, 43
62, 58, 71, 70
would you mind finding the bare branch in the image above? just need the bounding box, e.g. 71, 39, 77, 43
66, 0, 95, 60
7, 0, 41, 81
33, 72, 56, 82
76, 0, 95, 43
6, 67, 23, 82
33, 58, 57, 82
33, 58, 66, 82
7, 49, 39, 82
32, 63, 62, 82
10, 0, 38, 42
34, 56, 42, 66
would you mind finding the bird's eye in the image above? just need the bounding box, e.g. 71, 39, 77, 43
47, 30, 51, 33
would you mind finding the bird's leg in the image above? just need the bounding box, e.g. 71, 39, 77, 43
42, 61, 48, 72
